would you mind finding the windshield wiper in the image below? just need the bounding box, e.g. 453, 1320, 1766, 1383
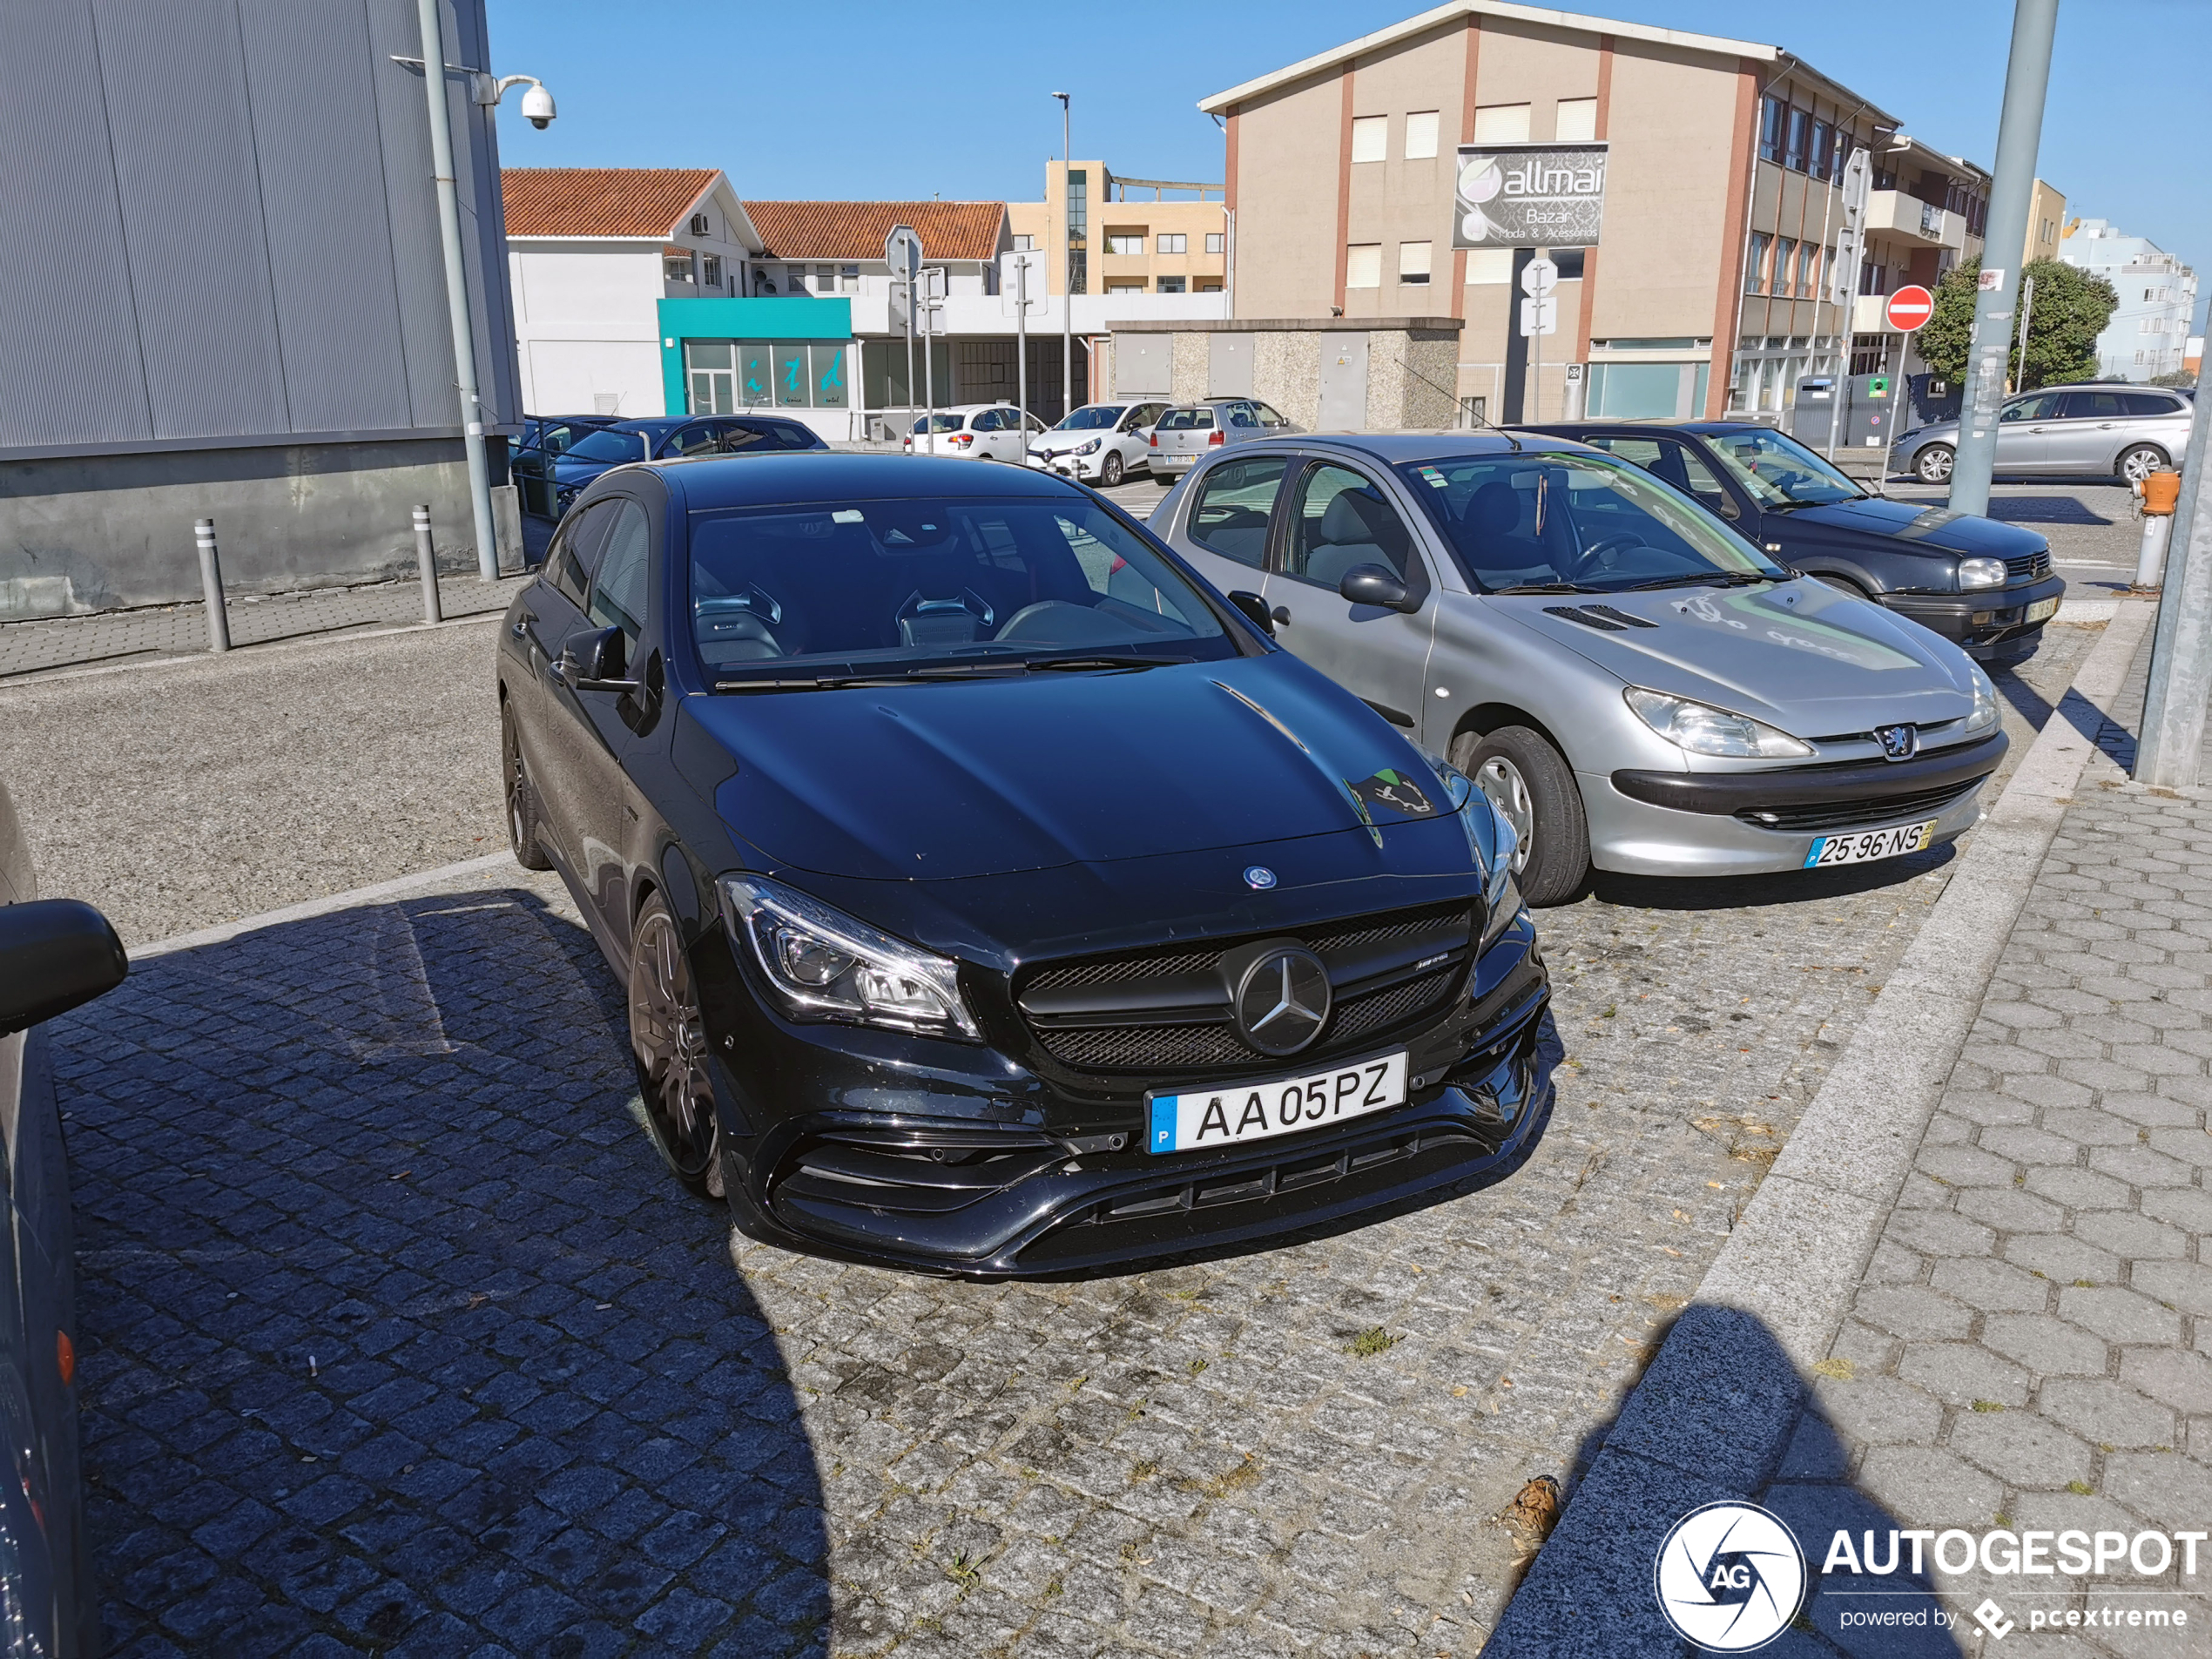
1489, 581, 1609, 595
712, 673, 923, 692
712, 654, 1180, 693
1023, 654, 1181, 671
1615, 570, 1778, 592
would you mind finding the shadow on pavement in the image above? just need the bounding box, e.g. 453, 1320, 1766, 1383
1492, 1305, 1959, 1656
1993, 671, 2136, 772
56, 887, 826, 1656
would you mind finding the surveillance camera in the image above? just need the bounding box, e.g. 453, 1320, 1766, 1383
520, 82, 556, 129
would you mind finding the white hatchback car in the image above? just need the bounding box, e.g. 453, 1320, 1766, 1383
1027, 401, 1170, 487
901, 403, 1049, 462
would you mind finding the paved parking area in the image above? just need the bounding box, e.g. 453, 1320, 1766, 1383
33, 577, 2107, 1651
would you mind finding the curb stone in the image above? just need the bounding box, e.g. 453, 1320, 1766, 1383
1487, 601, 2156, 1656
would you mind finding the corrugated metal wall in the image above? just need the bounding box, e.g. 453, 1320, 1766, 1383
0, 0, 522, 455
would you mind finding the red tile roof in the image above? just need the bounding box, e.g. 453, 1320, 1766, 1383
501, 168, 720, 238
742, 200, 1007, 263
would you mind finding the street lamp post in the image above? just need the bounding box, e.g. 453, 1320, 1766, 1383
1054, 91, 1072, 422
413, 0, 554, 581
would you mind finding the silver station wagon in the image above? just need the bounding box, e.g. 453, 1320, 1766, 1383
1157, 434, 2007, 905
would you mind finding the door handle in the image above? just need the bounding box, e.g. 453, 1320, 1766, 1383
511, 620, 529, 638
2097, 422, 2115, 429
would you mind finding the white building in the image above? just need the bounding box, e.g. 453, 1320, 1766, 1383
2059, 218, 2199, 382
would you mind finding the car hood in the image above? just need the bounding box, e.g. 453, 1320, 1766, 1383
1494, 577, 1976, 733
1774, 496, 2046, 557
1030, 433, 1111, 453
689, 655, 1464, 881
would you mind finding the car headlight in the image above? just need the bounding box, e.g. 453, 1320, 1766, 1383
1964, 662, 2000, 736
1624, 687, 1814, 759
1073, 438, 1103, 456
720, 874, 979, 1040
1958, 556, 2007, 590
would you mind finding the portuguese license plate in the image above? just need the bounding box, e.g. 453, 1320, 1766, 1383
2026, 596, 2060, 624
1146, 1052, 1409, 1155
1804, 819, 1938, 868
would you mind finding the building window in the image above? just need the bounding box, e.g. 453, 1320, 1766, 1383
1012, 233, 1035, 251
1106, 233, 1146, 255
1745, 233, 1771, 293
1106, 281, 1145, 294
1773, 238, 1797, 298
1798, 243, 1820, 298
687, 339, 847, 411
1345, 244, 1381, 288
664, 254, 694, 283
1784, 108, 1810, 172
1399, 241, 1432, 287
1555, 98, 1597, 143
1068, 251, 1086, 294
840, 265, 860, 293
1405, 110, 1440, 158
1157, 233, 1186, 254
1351, 115, 1386, 163
1811, 120, 1834, 181
1759, 97, 1784, 164
1157, 276, 1186, 294
1474, 103, 1530, 144
1458, 395, 1487, 428
1197, 280, 1223, 293
1466, 248, 1512, 285
1066, 167, 1087, 294
1554, 248, 1586, 280
1205, 232, 1225, 254
701, 254, 722, 288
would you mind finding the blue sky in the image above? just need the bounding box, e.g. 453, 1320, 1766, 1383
486, 0, 2209, 333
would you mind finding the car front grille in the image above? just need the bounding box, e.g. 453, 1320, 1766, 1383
2006, 551, 2052, 583
1015, 903, 1473, 1076
1736, 779, 1981, 833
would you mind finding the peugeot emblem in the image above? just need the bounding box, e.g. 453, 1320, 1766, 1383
1244, 866, 1278, 890
1875, 723, 1919, 762
1231, 947, 1332, 1056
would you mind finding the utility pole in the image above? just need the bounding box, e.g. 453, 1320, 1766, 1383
1055, 92, 1073, 421
1946, 0, 2059, 517
2134, 361, 2212, 786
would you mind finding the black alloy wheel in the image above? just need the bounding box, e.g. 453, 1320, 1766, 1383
1453, 725, 1590, 908
1100, 452, 1125, 487
502, 701, 553, 872
629, 894, 723, 1198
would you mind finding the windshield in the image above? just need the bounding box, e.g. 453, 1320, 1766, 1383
1054, 406, 1125, 431
1394, 453, 1786, 593
910, 414, 965, 434
1157, 408, 1214, 431
1703, 429, 1864, 506
689, 496, 1235, 681
563, 428, 648, 463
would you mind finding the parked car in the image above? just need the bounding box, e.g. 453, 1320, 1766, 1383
1527, 421, 2065, 662
512, 415, 623, 519
0, 779, 130, 1658
1890, 382, 2194, 484
496, 454, 1554, 1275
549, 415, 827, 515
1026, 401, 1170, 486
900, 403, 1050, 462
1156, 435, 2008, 906
1148, 398, 1301, 483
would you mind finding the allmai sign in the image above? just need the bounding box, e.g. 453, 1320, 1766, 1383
1453, 142, 1608, 248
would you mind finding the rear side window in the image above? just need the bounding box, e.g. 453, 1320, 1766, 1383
547, 501, 614, 608
770, 422, 820, 449
1158, 408, 1214, 430
587, 501, 653, 656
1188, 456, 1287, 569
666, 423, 722, 456
2120, 392, 2182, 417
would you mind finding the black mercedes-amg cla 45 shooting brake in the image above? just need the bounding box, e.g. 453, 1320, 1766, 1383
498, 453, 1558, 1276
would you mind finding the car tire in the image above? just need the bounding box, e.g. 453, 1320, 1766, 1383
1452, 725, 1588, 908
1913, 443, 1955, 485
629, 892, 725, 1200
1100, 452, 1125, 488
502, 700, 554, 872
2118, 442, 2168, 484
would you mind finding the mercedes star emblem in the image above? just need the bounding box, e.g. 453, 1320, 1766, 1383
1232, 947, 1332, 1056
1244, 866, 1278, 890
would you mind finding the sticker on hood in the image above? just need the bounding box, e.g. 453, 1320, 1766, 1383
1349, 768, 1438, 819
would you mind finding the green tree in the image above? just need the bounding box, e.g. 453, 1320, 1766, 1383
1912, 256, 2117, 390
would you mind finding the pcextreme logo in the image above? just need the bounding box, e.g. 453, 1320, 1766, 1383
1654, 1502, 1807, 1651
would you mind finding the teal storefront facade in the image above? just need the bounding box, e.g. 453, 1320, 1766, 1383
655, 297, 855, 421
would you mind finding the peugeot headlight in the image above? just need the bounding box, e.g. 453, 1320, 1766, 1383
1964, 661, 2000, 736
720, 874, 979, 1040
1074, 438, 1103, 456
1958, 556, 2006, 590
1624, 688, 1814, 759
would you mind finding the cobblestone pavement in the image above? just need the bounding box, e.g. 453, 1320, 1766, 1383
1750, 637, 2212, 1655
52, 611, 2101, 1654
0, 573, 531, 682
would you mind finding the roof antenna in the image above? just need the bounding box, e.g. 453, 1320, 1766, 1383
1468, 401, 1521, 452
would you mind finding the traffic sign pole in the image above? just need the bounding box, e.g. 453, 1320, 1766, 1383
1520, 257, 1559, 422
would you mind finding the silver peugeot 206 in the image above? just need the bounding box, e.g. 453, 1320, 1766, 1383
1157, 433, 2007, 906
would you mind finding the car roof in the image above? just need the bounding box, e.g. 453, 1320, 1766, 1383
653, 452, 1093, 510
1191, 431, 1594, 462
609, 416, 689, 433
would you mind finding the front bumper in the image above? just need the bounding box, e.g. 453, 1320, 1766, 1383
1882, 575, 2067, 656
1587, 732, 2005, 877
1028, 448, 1129, 479
708, 916, 1555, 1277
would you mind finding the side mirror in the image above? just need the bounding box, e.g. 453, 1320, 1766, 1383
1339, 563, 1417, 614
557, 625, 640, 693
1710, 495, 1742, 520
0, 900, 128, 1037
1225, 590, 1276, 637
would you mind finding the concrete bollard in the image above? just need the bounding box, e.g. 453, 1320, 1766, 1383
2135, 469, 2182, 590
194, 518, 231, 652
413, 505, 443, 625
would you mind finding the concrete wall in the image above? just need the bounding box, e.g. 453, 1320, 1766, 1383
0, 440, 509, 617
1103, 324, 1460, 432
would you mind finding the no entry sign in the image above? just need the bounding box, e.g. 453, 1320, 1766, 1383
1885, 285, 1935, 332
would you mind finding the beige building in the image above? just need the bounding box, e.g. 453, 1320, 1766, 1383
1199, 0, 1965, 424
1007, 162, 1226, 297
2024, 177, 2067, 269
1841, 136, 1988, 381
